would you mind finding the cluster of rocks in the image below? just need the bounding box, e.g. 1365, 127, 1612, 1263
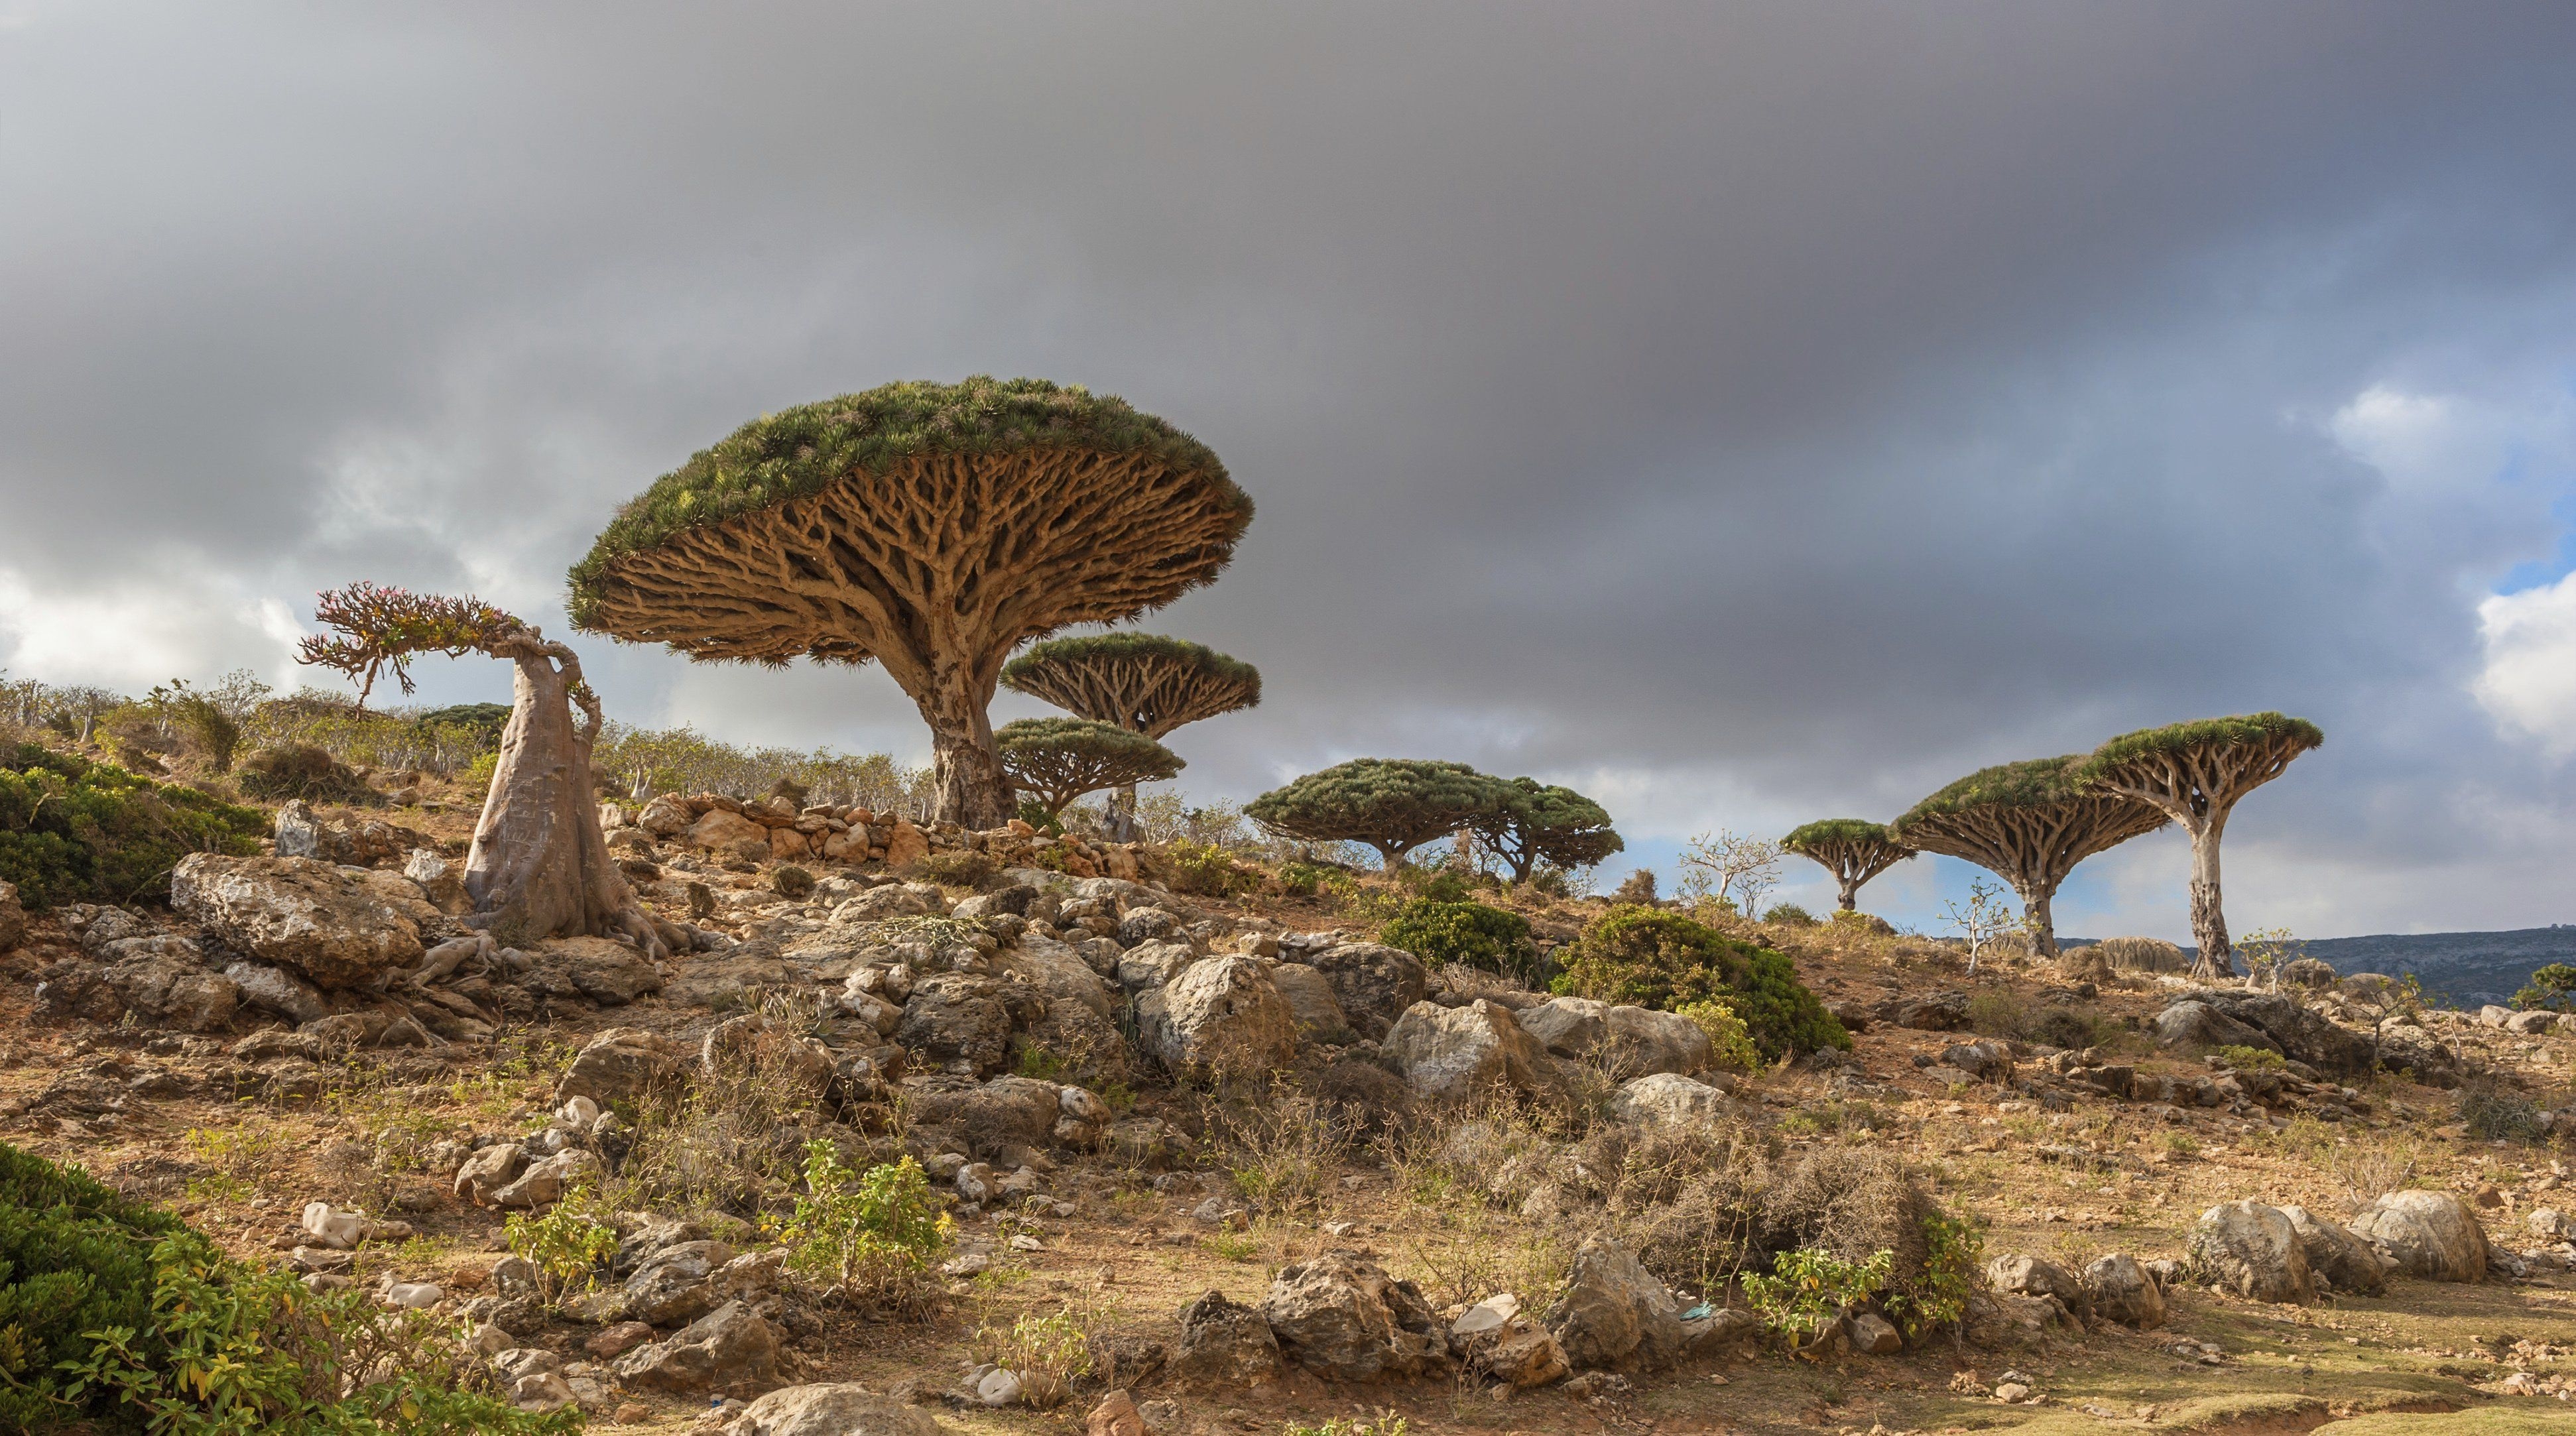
2177, 1187, 2558, 1302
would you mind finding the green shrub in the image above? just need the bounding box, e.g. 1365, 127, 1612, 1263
1762, 903, 1819, 927
1277, 861, 1329, 897
1674, 998, 1760, 1073
0, 744, 265, 910
503, 1187, 619, 1303
460, 750, 500, 792
237, 743, 375, 804
1882, 1211, 1983, 1339
969, 1305, 1093, 1410
2211, 1044, 2286, 1071
2513, 962, 2576, 1014
1014, 799, 1065, 835
1165, 839, 1257, 897
1741, 1246, 1892, 1349
1379, 898, 1541, 985
782, 1143, 951, 1315
1551, 906, 1849, 1059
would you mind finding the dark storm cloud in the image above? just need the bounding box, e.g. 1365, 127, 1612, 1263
6, 1, 2576, 935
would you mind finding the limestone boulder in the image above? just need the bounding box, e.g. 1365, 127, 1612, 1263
171, 853, 438, 989
556, 1028, 688, 1108
1169, 1289, 1280, 1388
225, 961, 327, 1024
1517, 996, 1607, 1059
493, 1148, 606, 1209
1135, 956, 1297, 1079
522, 936, 664, 1006
1610, 1072, 1733, 1131
832, 885, 935, 924
1449, 1295, 1569, 1388
1603, 1005, 1713, 1079
2186, 1200, 2312, 1303
1113, 940, 1196, 996
623, 1239, 738, 1327
681, 809, 768, 853
454, 1144, 527, 1206
907, 1077, 1064, 1156
2350, 1190, 2489, 1283
612, 1299, 781, 1393
1542, 1236, 1685, 1372
720, 1384, 945, 1436
896, 974, 1016, 1075
637, 795, 694, 837
1269, 962, 1357, 1044
2150, 1000, 2277, 1054
2081, 1254, 2165, 1329
1004, 933, 1118, 1021
2281, 1206, 2391, 1295
1385, 999, 1560, 1103
1260, 1249, 1448, 1382
1985, 1254, 2090, 1323
1308, 943, 1430, 1041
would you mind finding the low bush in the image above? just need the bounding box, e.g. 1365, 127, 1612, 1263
0, 744, 265, 910
237, 742, 377, 804
1551, 906, 1847, 1059
2459, 1079, 2544, 1142
781, 1142, 950, 1316
1379, 898, 1542, 985
2513, 962, 2576, 1013
1674, 998, 1760, 1073
904, 850, 995, 888
1277, 860, 1330, 897
1742, 1246, 1891, 1350
503, 1187, 619, 1303
1164, 838, 1258, 897
2211, 1044, 2285, 1071
1762, 902, 1819, 927
969, 1306, 1093, 1410
2090, 934, 2187, 974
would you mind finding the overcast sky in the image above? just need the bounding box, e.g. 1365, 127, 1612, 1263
7, 2, 2576, 939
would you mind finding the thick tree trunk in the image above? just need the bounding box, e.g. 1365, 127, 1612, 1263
1108, 781, 1142, 842
2019, 888, 2058, 959
918, 662, 1012, 831
1836, 876, 1860, 911
2186, 815, 2232, 981
465, 632, 667, 960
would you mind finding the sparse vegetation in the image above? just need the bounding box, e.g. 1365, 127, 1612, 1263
1553, 906, 1849, 1059
782, 1143, 951, 1315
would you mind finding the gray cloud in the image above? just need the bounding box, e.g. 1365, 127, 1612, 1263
6, 1, 2576, 937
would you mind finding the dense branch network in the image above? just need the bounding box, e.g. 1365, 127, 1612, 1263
1893, 756, 2168, 958
1781, 819, 1914, 911
1469, 777, 1624, 884
1247, 758, 1512, 871
995, 717, 1184, 818
1001, 633, 1260, 739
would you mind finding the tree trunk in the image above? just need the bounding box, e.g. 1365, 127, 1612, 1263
1109, 781, 1142, 842
2185, 814, 2232, 981
1836, 875, 1860, 911
2019, 888, 2058, 959
918, 662, 1012, 831
464, 632, 666, 960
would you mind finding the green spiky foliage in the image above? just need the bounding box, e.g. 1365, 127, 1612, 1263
1379, 897, 1544, 985
1245, 758, 1512, 871
1467, 777, 1624, 884
2075, 712, 2321, 980
1550, 906, 1849, 1059
995, 717, 1184, 819
566, 377, 1252, 831
1000, 632, 1261, 739
1781, 818, 1913, 912
0, 745, 265, 910
1893, 756, 2166, 959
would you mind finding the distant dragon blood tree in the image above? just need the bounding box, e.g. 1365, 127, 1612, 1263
1001, 632, 1258, 837
1782, 818, 1913, 912
2076, 712, 2322, 981
567, 378, 1253, 830
1469, 777, 1625, 885
1892, 756, 2167, 962
995, 717, 1184, 820
1247, 758, 1512, 872
298, 582, 668, 959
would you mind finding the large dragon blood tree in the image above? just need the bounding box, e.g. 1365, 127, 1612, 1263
298, 583, 669, 959
1247, 758, 1514, 872
567, 378, 1253, 831
2076, 712, 2322, 981
1000, 632, 1260, 838
1892, 755, 2167, 963
1469, 777, 1625, 886
1781, 818, 1913, 912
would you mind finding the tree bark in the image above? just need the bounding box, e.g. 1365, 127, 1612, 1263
918, 658, 1012, 831
463, 630, 667, 960
1108, 781, 1142, 842
1836, 875, 1860, 912
2186, 814, 2232, 981
2018, 887, 2058, 959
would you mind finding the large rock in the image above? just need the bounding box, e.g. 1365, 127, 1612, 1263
624, 1239, 739, 1326
2081, 1255, 2164, 1329
1518, 996, 1608, 1058
2350, 1190, 2489, 1283
2151, 1000, 2276, 1054
521, 936, 664, 1006
1307, 943, 1430, 1042
2282, 1206, 2391, 1295
1270, 962, 1357, 1044
556, 1028, 688, 1108
493, 1148, 607, 1209
2187, 1200, 2312, 1303
612, 1299, 781, 1393
895, 974, 1016, 1075
1384, 1000, 1559, 1103
906, 1077, 1063, 1156
1602, 1005, 1713, 1079
2154, 989, 2375, 1074
1113, 941, 1196, 996
636, 794, 694, 837
1878, 990, 1969, 1032
1169, 1290, 1280, 1388
1985, 1254, 2090, 1323
832, 885, 935, 924
720, 1384, 944, 1436
1450, 1296, 1569, 1388
454, 1144, 527, 1205
1004, 934, 1117, 1021
1610, 1072, 1733, 1131
224, 961, 327, 1024
171, 853, 439, 988
682, 809, 768, 853
1542, 1236, 1685, 1372
1020, 998, 1131, 1089
1136, 956, 1297, 1079
1260, 1249, 1447, 1381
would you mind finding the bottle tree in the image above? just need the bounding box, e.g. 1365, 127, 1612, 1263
567, 378, 1253, 830
1892, 756, 2166, 963
995, 717, 1184, 821
1247, 758, 1513, 872
1001, 632, 1258, 838
2075, 713, 2322, 981
297, 583, 669, 959
1468, 777, 1624, 885
1781, 819, 1913, 912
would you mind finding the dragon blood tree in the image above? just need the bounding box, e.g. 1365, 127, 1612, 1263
1247, 758, 1512, 872
298, 583, 669, 958
1781, 819, 1913, 912
2075, 712, 2322, 981
1468, 777, 1625, 885
1000, 632, 1258, 838
566, 378, 1252, 831
1892, 756, 2167, 963
995, 717, 1184, 820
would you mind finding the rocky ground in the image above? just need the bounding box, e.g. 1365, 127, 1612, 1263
3, 777, 2575, 1436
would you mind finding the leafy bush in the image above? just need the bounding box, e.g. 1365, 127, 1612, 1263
1674, 998, 1760, 1073
1551, 906, 1848, 1059
1882, 1211, 1982, 1339
2211, 1044, 2286, 1071
1277, 861, 1329, 897
0, 745, 265, 910
1379, 898, 1541, 985
969, 1306, 1093, 1410
237, 743, 376, 804
1741, 1246, 1892, 1349
1762, 903, 1818, 927
782, 1143, 951, 1315
1609, 868, 1658, 904
503, 1187, 618, 1303
1829, 908, 1896, 936
1164, 839, 1257, 897
2514, 962, 2576, 1013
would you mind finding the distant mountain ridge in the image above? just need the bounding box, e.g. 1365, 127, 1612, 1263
2067, 926, 2576, 1008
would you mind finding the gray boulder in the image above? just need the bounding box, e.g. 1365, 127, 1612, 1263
2081, 1254, 2165, 1329
2280, 1205, 2390, 1295
1269, 963, 1357, 1044
2350, 1190, 2489, 1283
224, 961, 327, 1024
907, 1077, 1064, 1156
612, 1299, 781, 1393
555, 1028, 687, 1108
623, 1239, 737, 1327
1004, 933, 1118, 1020
1113, 941, 1196, 996
2150, 1000, 2276, 1055
1169, 1289, 1280, 1388
1603, 1005, 1714, 1079
1308, 943, 1430, 1041
1985, 1254, 2090, 1323
1543, 1236, 1686, 1371
1610, 1072, 1733, 1131
2186, 1199, 2312, 1303
1517, 996, 1608, 1058
171, 853, 440, 988
1260, 1249, 1448, 1381
1385, 999, 1560, 1103
895, 974, 1015, 1075
719, 1384, 945, 1436
1135, 956, 1297, 1079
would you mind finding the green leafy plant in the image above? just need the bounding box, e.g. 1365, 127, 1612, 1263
1762, 902, 1819, 927
1277, 861, 1329, 897
1883, 1211, 1982, 1339
782, 1143, 951, 1315
0, 745, 266, 910
503, 1187, 619, 1303
1674, 998, 1760, 1073
969, 1305, 1095, 1410
1164, 838, 1257, 897
1740, 1246, 1892, 1352
1379, 897, 1541, 985
1551, 906, 1849, 1059
2514, 962, 2576, 1014
2211, 1044, 2286, 1071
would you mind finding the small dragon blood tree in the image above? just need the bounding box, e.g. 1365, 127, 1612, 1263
995, 717, 1184, 820
298, 582, 668, 959
1893, 755, 2167, 963
1001, 632, 1258, 838
1782, 819, 1913, 912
